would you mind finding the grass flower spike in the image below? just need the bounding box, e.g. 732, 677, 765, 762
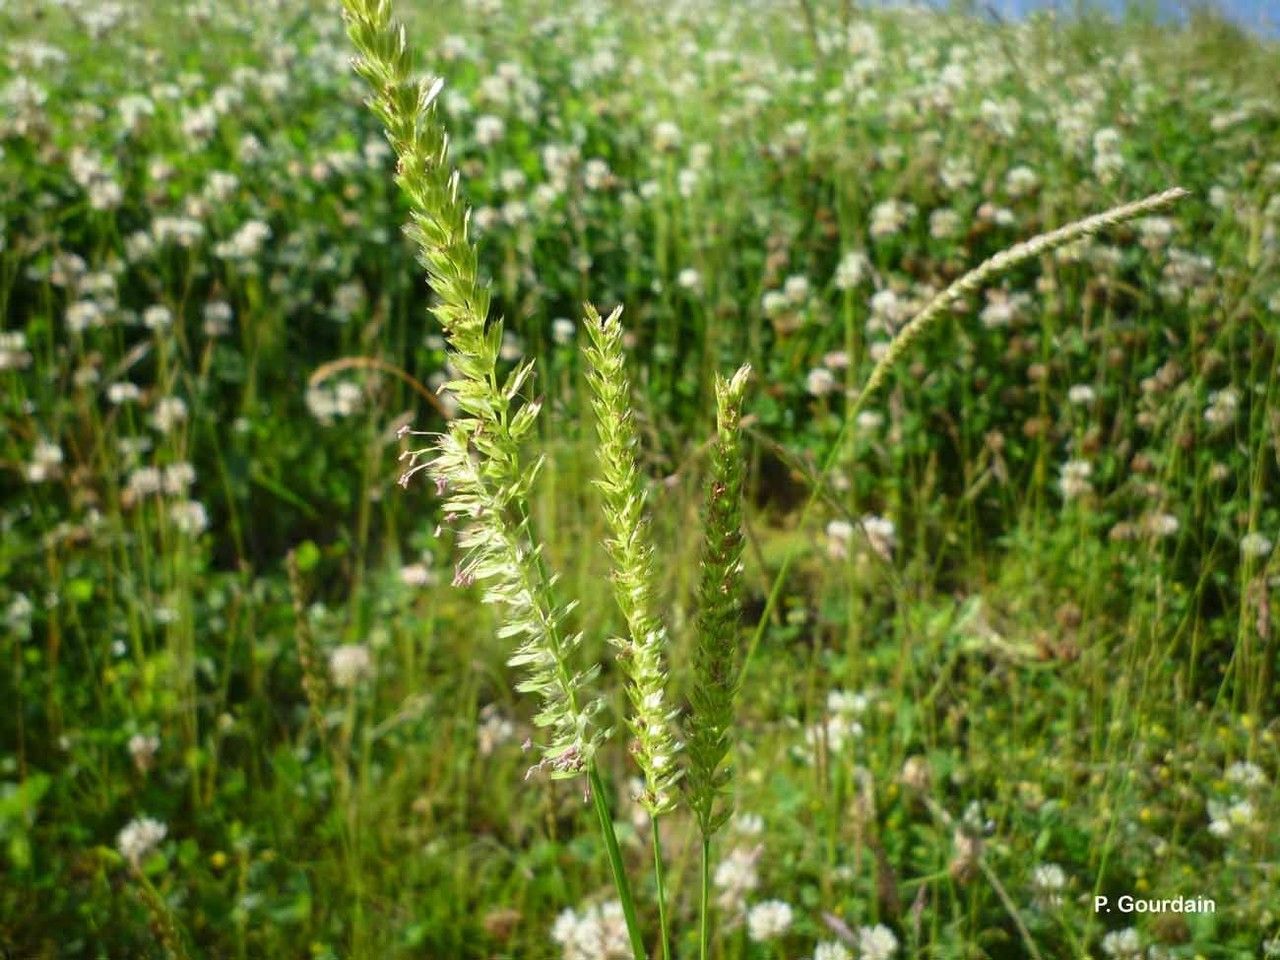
583, 303, 681, 816
686, 363, 752, 839
341, 0, 603, 777
686, 364, 752, 960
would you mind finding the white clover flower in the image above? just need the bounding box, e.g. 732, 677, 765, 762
550, 900, 631, 960
1142, 512, 1179, 538
826, 519, 855, 559
237, 132, 265, 163
930, 208, 962, 240
806, 711, 864, 755
856, 410, 884, 433
1093, 127, 1122, 155
204, 170, 239, 203
733, 813, 764, 837
170, 500, 209, 535
306, 387, 340, 424
1032, 862, 1066, 907
399, 563, 436, 587
652, 120, 681, 152
214, 222, 266, 261
0, 331, 32, 371
1238, 532, 1272, 558
126, 466, 162, 499
1204, 387, 1239, 428
150, 396, 188, 434
940, 156, 976, 191
862, 514, 896, 561
88, 179, 124, 211
980, 97, 1020, 138
806, 367, 837, 398
153, 216, 204, 248
501, 201, 529, 227
1226, 760, 1267, 787
677, 268, 701, 292
472, 206, 500, 232
109, 386, 142, 407
761, 290, 788, 318
477, 704, 515, 756
827, 689, 870, 716
474, 114, 505, 147
833, 250, 869, 290
329, 644, 373, 689
784, 274, 811, 305
1004, 165, 1039, 198
1033, 862, 1066, 891
551, 318, 575, 344
979, 289, 1027, 328
1100, 926, 1142, 958
142, 305, 173, 331
499, 331, 523, 362
180, 103, 219, 145
1059, 459, 1093, 501
66, 300, 105, 333
746, 900, 792, 942
1092, 127, 1125, 183
6, 593, 34, 630
26, 440, 64, 484
582, 158, 611, 190
161, 462, 196, 495
1068, 384, 1095, 405
331, 281, 367, 322
1138, 216, 1174, 250
870, 199, 914, 239
858, 924, 899, 960
498, 167, 526, 193
203, 301, 233, 337
127, 733, 160, 773
714, 845, 761, 915
117, 816, 167, 867
334, 382, 362, 417
814, 943, 853, 960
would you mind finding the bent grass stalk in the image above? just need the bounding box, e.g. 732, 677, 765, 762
741, 187, 1191, 685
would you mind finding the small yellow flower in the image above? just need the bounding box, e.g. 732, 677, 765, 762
210, 851, 227, 870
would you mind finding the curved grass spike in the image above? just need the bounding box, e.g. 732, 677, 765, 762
740, 186, 1191, 685
336, 1, 645, 955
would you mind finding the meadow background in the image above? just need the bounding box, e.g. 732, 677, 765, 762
2, 0, 1279, 957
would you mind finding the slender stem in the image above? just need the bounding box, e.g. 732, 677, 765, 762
740, 187, 1189, 686
589, 762, 648, 960
651, 820, 671, 960
699, 836, 712, 960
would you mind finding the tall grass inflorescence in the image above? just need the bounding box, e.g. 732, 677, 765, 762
685, 366, 752, 960
336, 0, 1189, 955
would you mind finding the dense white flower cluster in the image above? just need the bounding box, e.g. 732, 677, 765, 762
550, 901, 632, 960
117, 816, 167, 866
746, 899, 793, 942
328, 644, 373, 689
